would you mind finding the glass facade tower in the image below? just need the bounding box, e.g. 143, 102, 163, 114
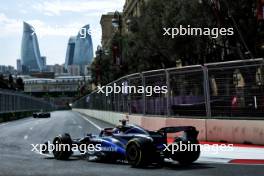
73, 24, 94, 65
21, 22, 44, 72
65, 36, 76, 69
64, 24, 94, 75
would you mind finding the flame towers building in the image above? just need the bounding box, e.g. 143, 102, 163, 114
73, 24, 93, 65
65, 24, 93, 75
21, 22, 44, 73
65, 36, 76, 68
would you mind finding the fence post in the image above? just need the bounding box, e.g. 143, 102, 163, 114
128, 77, 132, 115
203, 66, 211, 118
165, 69, 171, 117
141, 73, 146, 115
122, 80, 125, 113
0, 93, 2, 112
113, 84, 116, 111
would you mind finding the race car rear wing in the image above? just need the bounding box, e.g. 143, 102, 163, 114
157, 126, 199, 141
158, 126, 196, 133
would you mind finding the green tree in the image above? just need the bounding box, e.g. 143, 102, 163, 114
92, 0, 261, 85
16, 77, 24, 91
123, 0, 260, 70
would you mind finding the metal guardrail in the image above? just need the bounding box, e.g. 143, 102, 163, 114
73, 59, 264, 119
0, 89, 54, 114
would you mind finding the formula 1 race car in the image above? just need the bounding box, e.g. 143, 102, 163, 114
33, 111, 51, 118
43, 120, 200, 167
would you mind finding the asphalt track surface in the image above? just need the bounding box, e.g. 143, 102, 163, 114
0, 111, 263, 176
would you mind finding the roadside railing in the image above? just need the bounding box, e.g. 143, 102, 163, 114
0, 89, 54, 115
73, 59, 264, 119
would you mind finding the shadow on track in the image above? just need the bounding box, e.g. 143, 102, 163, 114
163, 162, 214, 171
43, 155, 214, 171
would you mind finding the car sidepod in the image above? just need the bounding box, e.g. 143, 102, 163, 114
96, 137, 126, 161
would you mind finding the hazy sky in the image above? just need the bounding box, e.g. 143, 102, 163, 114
0, 0, 124, 67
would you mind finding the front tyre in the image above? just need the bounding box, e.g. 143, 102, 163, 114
52, 133, 72, 160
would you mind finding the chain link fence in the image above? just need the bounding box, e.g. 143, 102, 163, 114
73, 59, 264, 119
0, 89, 54, 115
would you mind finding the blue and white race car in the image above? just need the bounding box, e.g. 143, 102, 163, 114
43, 120, 200, 167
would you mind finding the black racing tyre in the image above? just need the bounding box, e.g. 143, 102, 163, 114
126, 138, 154, 167
52, 133, 72, 160
170, 138, 200, 165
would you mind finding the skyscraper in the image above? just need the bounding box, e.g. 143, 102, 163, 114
65, 36, 76, 69
16, 59, 22, 73
73, 24, 94, 66
21, 22, 44, 73
41, 56, 47, 67
65, 24, 93, 75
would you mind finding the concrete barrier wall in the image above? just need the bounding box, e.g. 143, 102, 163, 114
207, 119, 264, 145
73, 109, 264, 145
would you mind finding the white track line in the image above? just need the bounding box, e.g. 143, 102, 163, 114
77, 114, 102, 130
198, 157, 231, 164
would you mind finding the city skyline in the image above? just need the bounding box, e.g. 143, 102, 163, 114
0, 0, 124, 67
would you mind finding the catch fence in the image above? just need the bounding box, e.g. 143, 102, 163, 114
73, 59, 264, 119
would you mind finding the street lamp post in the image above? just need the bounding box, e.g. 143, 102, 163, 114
112, 11, 123, 66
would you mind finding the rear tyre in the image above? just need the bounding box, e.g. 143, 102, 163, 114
170, 138, 200, 165
126, 138, 154, 167
53, 133, 72, 160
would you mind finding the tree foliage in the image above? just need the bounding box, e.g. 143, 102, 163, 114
124, 0, 260, 69
92, 0, 262, 85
